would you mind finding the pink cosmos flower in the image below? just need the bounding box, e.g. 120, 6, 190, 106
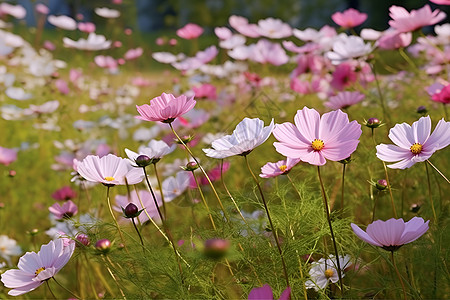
260, 157, 301, 178
332, 8, 367, 28
351, 217, 429, 251
429, 83, 450, 104
114, 190, 162, 224
35, 3, 49, 15
325, 91, 365, 110
192, 83, 217, 100
429, 0, 450, 4
376, 116, 450, 169
0, 239, 75, 296
51, 186, 77, 201
176, 23, 203, 39
124, 47, 143, 60
0, 146, 17, 166
214, 27, 232, 40
0, 3, 26, 19
136, 92, 196, 124
248, 284, 291, 300
273, 107, 362, 166
43, 40, 56, 51
55, 79, 69, 95
229, 15, 261, 38
378, 30, 412, 50
75, 154, 144, 186
251, 39, 289, 66
388, 5, 446, 33
49, 200, 78, 220
77, 22, 96, 33
330, 62, 357, 90
94, 55, 118, 70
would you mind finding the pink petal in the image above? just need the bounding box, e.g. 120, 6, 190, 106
376, 144, 413, 162
388, 122, 415, 149
366, 218, 405, 246
294, 107, 320, 142
351, 223, 382, 246
424, 119, 450, 151
411, 116, 431, 144
322, 140, 359, 161
399, 217, 429, 244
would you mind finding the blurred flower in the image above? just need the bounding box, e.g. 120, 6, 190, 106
214, 27, 232, 40
77, 22, 96, 33
162, 171, 190, 202
176, 23, 203, 39
136, 92, 196, 124
376, 116, 450, 169
95, 7, 120, 18
0, 239, 75, 296
330, 63, 357, 90
248, 284, 291, 300
256, 17, 292, 39
0, 235, 22, 266
351, 217, 429, 251
64, 33, 111, 51
203, 118, 274, 158
273, 107, 362, 166
388, 5, 446, 33
75, 154, 144, 186
429, 0, 450, 4
192, 83, 217, 100
0, 3, 26, 19
55, 79, 69, 95
332, 8, 367, 28
43, 40, 55, 51
0, 146, 17, 166
51, 186, 77, 201
35, 3, 49, 15
5, 87, 32, 101
377, 30, 412, 50
305, 255, 352, 291
49, 200, 78, 220
326, 34, 372, 64
47, 15, 77, 30
124, 47, 143, 60
260, 157, 300, 178
229, 15, 260, 38
429, 83, 450, 104
24, 100, 59, 116
325, 91, 365, 110
94, 55, 117, 70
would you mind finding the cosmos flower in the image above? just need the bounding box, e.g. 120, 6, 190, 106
77, 22, 95, 33
305, 255, 352, 291
273, 107, 362, 166
332, 8, 367, 28
75, 154, 144, 186
0, 235, 22, 266
428, 83, 450, 104
388, 5, 446, 33
63, 33, 111, 51
176, 23, 203, 39
376, 116, 450, 169
203, 118, 275, 159
51, 186, 77, 201
94, 7, 120, 18
351, 217, 429, 251
47, 15, 77, 30
260, 157, 301, 178
324, 91, 365, 110
229, 15, 261, 38
124, 47, 143, 60
0, 3, 26, 19
326, 34, 372, 65
214, 27, 232, 40
256, 17, 292, 39
192, 83, 217, 100
136, 92, 196, 124
429, 0, 450, 5
125, 139, 176, 165
162, 171, 191, 202
248, 284, 291, 300
0, 146, 17, 165
49, 200, 78, 220
1, 239, 75, 296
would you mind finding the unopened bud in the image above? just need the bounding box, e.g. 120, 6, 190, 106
416, 106, 427, 115
365, 118, 383, 129
410, 203, 421, 213
135, 155, 152, 167
95, 239, 112, 254
204, 238, 230, 259
122, 203, 142, 218
182, 161, 198, 171
376, 179, 388, 191
76, 234, 90, 246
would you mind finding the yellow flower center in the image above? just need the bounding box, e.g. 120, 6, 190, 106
311, 139, 324, 151
324, 268, 334, 278
410, 143, 422, 155
279, 165, 287, 173
104, 176, 115, 181
35, 267, 46, 276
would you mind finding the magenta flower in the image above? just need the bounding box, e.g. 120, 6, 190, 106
388, 5, 446, 33
260, 157, 301, 178
330, 63, 357, 90
51, 186, 77, 201
351, 217, 429, 251
332, 8, 367, 28
192, 83, 217, 100
324, 91, 365, 110
248, 284, 291, 300
429, 83, 450, 104
49, 200, 78, 220
176, 23, 203, 39
0, 146, 17, 166
75, 154, 144, 186
273, 107, 362, 166
1, 239, 75, 296
376, 116, 450, 169
377, 30, 412, 50
429, 0, 450, 4
136, 92, 196, 124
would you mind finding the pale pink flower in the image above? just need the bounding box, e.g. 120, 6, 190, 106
176, 23, 203, 39
75, 154, 144, 185
136, 92, 196, 123
69, 69, 82, 84
35, 3, 49, 15
332, 8, 367, 28
214, 27, 232, 40
131, 76, 151, 87
47, 15, 77, 30
325, 91, 365, 110
0, 146, 17, 166
0, 3, 26, 19
282, 41, 320, 54
95, 7, 120, 18
63, 33, 111, 51
55, 79, 69, 95
260, 157, 301, 178
124, 47, 143, 60
273, 107, 362, 166
23, 100, 60, 116
251, 39, 289, 66
388, 5, 446, 33
229, 15, 261, 38
0, 235, 22, 266
376, 116, 450, 169
0, 239, 75, 296
256, 17, 292, 39
43, 40, 56, 51
192, 83, 217, 100
77, 22, 96, 33
162, 171, 191, 202
326, 34, 372, 65
94, 55, 118, 70
378, 30, 412, 50
428, 83, 450, 104
49, 200, 78, 220
351, 217, 429, 250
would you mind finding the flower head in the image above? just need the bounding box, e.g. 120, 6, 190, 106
326, 34, 372, 64
0, 235, 22, 266
0, 146, 17, 166
388, 5, 446, 33
260, 157, 300, 178
1, 239, 75, 296
176, 23, 203, 39
305, 255, 352, 291
332, 8, 367, 28
351, 217, 429, 251
325, 91, 365, 110
51, 186, 77, 201
63, 33, 111, 51
203, 118, 274, 159
49, 200, 78, 220
273, 107, 362, 166
376, 116, 450, 169
248, 284, 291, 300
136, 93, 196, 124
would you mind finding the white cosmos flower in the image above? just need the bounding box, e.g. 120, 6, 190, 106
125, 140, 176, 165
63, 33, 111, 51
47, 15, 77, 30
203, 117, 274, 159
5, 87, 32, 100
0, 235, 22, 266
95, 7, 120, 18
162, 171, 190, 202
305, 255, 352, 291
326, 34, 372, 64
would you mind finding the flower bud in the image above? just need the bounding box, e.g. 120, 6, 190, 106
27, 228, 39, 236
122, 203, 142, 219
135, 154, 152, 167
416, 106, 427, 115
95, 239, 112, 254
203, 238, 230, 259
376, 179, 388, 191
410, 203, 421, 213
182, 161, 198, 171
365, 117, 383, 129
174, 135, 194, 144
8, 170, 16, 177
76, 234, 90, 246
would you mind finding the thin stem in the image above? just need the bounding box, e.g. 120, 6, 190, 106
443, 104, 448, 120
106, 186, 128, 251
153, 163, 167, 217
317, 166, 344, 294
372, 191, 381, 223
426, 160, 450, 184
102, 255, 127, 300
169, 123, 230, 222
192, 170, 216, 230
142, 166, 184, 283
399, 47, 418, 72
425, 163, 437, 221
52, 277, 81, 299
390, 251, 407, 300
341, 164, 346, 210
46, 280, 57, 299
286, 174, 302, 201
131, 217, 145, 252
369, 63, 390, 124
244, 155, 290, 288
382, 162, 397, 218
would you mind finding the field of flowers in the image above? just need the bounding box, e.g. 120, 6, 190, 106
0, 1, 449, 299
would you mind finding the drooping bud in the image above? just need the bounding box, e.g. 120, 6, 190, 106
122, 203, 142, 219
182, 161, 198, 171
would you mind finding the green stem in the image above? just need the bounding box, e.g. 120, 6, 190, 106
369, 63, 390, 125
425, 163, 437, 221
341, 164, 346, 210
46, 280, 57, 299
52, 277, 81, 299
244, 155, 290, 289
372, 191, 381, 223
153, 162, 167, 217
286, 174, 302, 201
390, 251, 407, 300
317, 166, 344, 294
106, 186, 128, 251
426, 160, 450, 184
131, 217, 145, 253
192, 170, 216, 230
443, 104, 448, 120
102, 255, 126, 300
169, 123, 230, 222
